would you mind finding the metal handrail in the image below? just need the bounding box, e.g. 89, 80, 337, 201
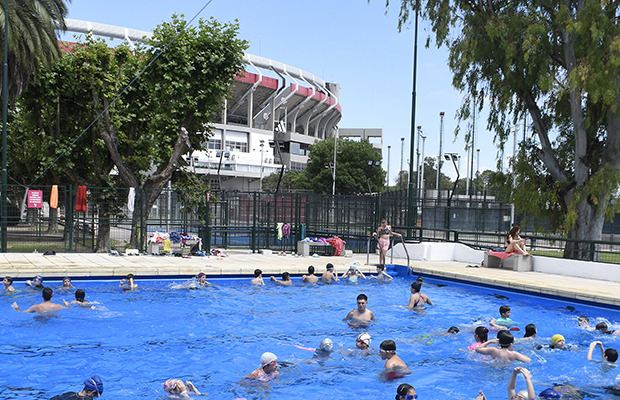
390, 236, 411, 274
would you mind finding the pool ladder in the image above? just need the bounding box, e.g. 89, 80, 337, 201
366, 236, 411, 275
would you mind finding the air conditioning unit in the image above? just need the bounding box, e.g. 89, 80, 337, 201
230, 155, 236, 161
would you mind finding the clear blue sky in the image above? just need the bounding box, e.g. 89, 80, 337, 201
63, 0, 510, 184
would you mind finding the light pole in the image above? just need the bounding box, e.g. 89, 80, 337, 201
259, 140, 265, 192
1, 0, 8, 252
366, 160, 381, 195
444, 153, 460, 233
416, 126, 422, 197
476, 148, 480, 195
437, 111, 445, 196
400, 137, 405, 190
386, 145, 391, 188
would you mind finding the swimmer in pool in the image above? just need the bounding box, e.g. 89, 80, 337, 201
507, 367, 536, 400
119, 274, 138, 290
244, 352, 279, 382
550, 334, 565, 349
12, 287, 70, 314
578, 316, 596, 331
343, 293, 376, 326
271, 272, 293, 286
70, 289, 91, 307
406, 277, 434, 308
25, 275, 44, 290
370, 264, 393, 282
490, 305, 516, 330
468, 326, 489, 350
595, 322, 620, 335
195, 272, 211, 287
340, 264, 366, 283
163, 379, 205, 397
61, 277, 75, 289
475, 331, 531, 362
302, 265, 319, 283
356, 332, 372, 351
3, 276, 15, 292
50, 375, 103, 399
293, 338, 335, 358
321, 263, 338, 284
395, 383, 417, 400
522, 324, 537, 339
587, 340, 619, 364
251, 269, 265, 285
379, 340, 410, 378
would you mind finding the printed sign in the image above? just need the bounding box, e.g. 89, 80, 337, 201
28, 190, 43, 208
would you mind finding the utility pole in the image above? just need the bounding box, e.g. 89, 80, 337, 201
386, 145, 391, 189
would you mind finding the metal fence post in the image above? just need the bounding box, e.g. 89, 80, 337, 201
251, 192, 257, 253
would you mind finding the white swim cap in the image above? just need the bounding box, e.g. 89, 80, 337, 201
260, 352, 277, 366
357, 332, 371, 345
320, 338, 334, 352
517, 389, 530, 400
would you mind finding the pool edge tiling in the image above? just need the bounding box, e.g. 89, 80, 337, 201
2, 252, 620, 308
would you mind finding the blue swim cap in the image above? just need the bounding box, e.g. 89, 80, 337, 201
539, 388, 561, 399
84, 375, 103, 394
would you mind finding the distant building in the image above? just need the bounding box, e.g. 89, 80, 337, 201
62, 19, 381, 191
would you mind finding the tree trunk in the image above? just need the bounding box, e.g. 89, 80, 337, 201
46, 207, 59, 234
95, 216, 111, 253
563, 196, 606, 261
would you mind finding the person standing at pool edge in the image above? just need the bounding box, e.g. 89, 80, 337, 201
344, 293, 376, 326
12, 287, 70, 313
50, 375, 103, 399
374, 219, 402, 265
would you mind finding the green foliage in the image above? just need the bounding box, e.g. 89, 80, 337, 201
261, 170, 309, 193
303, 138, 385, 195
383, 0, 620, 248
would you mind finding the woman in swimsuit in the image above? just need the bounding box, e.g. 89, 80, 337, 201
505, 225, 529, 255
407, 277, 434, 308
374, 219, 402, 265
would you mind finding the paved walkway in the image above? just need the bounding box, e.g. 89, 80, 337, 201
2, 251, 620, 308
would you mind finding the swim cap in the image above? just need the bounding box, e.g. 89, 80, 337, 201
320, 338, 334, 352
517, 389, 530, 400
551, 334, 565, 347
357, 332, 371, 345
163, 379, 180, 392
84, 375, 103, 394
539, 388, 561, 399
197, 272, 206, 278
260, 352, 277, 366
35, 275, 43, 282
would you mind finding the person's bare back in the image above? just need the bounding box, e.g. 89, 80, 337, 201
321, 264, 338, 284
12, 287, 69, 314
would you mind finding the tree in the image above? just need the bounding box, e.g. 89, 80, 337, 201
1, 0, 69, 103
14, 15, 248, 249
303, 138, 385, 195
386, 0, 620, 260
261, 170, 308, 193
420, 157, 452, 191
395, 170, 409, 190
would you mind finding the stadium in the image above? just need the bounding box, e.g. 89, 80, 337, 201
63, 19, 382, 191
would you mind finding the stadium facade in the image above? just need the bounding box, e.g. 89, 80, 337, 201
63, 19, 382, 191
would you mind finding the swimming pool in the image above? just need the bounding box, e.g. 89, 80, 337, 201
2, 275, 620, 400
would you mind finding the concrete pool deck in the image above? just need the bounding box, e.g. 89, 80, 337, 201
1, 251, 620, 308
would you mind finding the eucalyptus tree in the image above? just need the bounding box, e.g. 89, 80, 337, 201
382, 0, 620, 259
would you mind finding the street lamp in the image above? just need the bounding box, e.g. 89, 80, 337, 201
386, 145, 391, 188
444, 153, 460, 234
217, 151, 230, 190
259, 140, 265, 192
366, 160, 381, 195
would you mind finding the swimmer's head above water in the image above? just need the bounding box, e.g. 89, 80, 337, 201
356, 332, 371, 349
395, 383, 417, 400
254, 269, 262, 278
326, 263, 334, 271
498, 330, 514, 348
319, 338, 334, 353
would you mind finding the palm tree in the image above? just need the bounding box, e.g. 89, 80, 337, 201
0, 0, 69, 103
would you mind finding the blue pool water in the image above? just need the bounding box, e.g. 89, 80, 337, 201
1, 274, 620, 400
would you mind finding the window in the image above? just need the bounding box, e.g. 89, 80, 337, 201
290, 162, 305, 171
225, 141, 248, 152
208, 139, 221, 150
